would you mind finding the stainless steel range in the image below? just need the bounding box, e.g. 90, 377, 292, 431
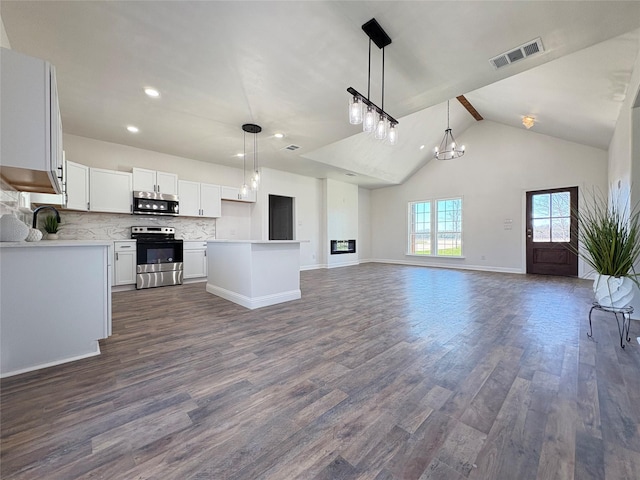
131, 226, 183, 289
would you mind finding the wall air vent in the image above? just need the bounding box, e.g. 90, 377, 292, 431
490, 37, 544, 70
283, 144, 300, 151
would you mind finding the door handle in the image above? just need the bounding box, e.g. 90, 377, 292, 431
527, 228, 532, 238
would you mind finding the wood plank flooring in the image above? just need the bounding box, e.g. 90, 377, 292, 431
2, 263, 640, 479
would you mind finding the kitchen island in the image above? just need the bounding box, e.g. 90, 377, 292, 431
0, 240, 112, 377
206, 240, 302, 309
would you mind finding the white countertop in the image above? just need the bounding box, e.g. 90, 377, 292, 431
0, 240, 112, 248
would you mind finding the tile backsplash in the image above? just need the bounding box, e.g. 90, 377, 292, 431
47, 211, 216, 240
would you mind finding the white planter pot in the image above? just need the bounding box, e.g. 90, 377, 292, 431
593, 274, 635, 308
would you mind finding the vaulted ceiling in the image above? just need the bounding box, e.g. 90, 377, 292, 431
2, 1, 640, 188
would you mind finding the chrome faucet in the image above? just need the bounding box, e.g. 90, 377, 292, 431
32, 205, 61, 228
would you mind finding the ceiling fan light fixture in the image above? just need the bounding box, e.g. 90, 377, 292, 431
522, 115, 535, 129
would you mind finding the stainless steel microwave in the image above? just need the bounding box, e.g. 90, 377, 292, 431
132, 191, 179, 216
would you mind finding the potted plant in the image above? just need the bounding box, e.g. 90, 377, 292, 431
574, 189, 640, 308
43, 215, 60, 240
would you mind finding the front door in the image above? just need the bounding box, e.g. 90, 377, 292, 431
526, 186, 578, 276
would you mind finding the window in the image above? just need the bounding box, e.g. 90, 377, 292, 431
408, 197, 462, 257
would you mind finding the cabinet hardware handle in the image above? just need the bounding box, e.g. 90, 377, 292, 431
120, 245, 131, 248
116, 253, 119, 261
87, 202, 90, 210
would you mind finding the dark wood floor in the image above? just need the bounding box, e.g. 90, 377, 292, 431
1, 264, 640, 479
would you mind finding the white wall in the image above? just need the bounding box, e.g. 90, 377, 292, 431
325, 179, 358, 268
358, 187, 371, 262
0, 13, 11, 49
608, 46, 640, 317
253, 168, 324, 269
370, 120, 608, 274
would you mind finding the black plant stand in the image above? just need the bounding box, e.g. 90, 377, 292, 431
588, 302, 633, 348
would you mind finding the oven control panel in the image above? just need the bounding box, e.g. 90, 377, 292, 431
131, 226, 175, 235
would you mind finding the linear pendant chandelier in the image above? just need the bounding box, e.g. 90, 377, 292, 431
347, 18, 398, 145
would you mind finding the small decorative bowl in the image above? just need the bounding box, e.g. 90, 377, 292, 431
26, 228, 43, 242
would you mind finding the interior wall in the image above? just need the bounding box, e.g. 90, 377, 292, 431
254, 168, 323, 269
370, 120, 608, 274
358, 187, 371, 262
608, 46, 640, 317
1, 13, 11, 49
325, 179, 359, 268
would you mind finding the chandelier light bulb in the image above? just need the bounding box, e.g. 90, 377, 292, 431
363, 106, 375, 133
388, 124, 398, 145
349, 96, 363, 124
374, 115, 387, 140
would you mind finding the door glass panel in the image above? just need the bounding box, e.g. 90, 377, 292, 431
533, 218, 550, 242
552, 217, 570, 242
532, 194, 550, 218
551, 192, 570, 217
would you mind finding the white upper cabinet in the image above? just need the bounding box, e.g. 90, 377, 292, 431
221, 185, 256, 203
200, 183, 222, 218
65, 160, 89, 211
90, 168, 132, 214
0, 47, 64, 194
178, 180, 221, 218
132, 168, 178, 195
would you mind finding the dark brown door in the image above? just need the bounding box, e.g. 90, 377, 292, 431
526, 186, 578, 276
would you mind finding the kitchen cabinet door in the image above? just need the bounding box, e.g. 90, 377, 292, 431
132, 168, 156, 193
114, 241, 136, 285
0, 47, 63, 194
200, 183, 221, 218
183, 242, 207, 279
90, 168, 132, 213
156, 171, 178, 195
221, 185, 256, 203
65, 160, 89, 211
133, 168, 178, 195
178, 180, 200, 217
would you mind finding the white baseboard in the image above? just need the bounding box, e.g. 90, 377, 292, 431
369, 258, 524, 274
0, 342, 101, 378
206, 283, 301, 310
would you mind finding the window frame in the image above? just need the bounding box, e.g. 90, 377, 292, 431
407, 196, 464, 258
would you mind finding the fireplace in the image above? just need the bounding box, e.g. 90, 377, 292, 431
330, 239, 356, 255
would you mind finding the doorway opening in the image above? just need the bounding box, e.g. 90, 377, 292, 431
269, 194, 294, 240
526, 186, 578, 277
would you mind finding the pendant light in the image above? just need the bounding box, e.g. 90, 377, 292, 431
347, 18, 398, 144
434, 100, 465, 160
240, 123, 261, 197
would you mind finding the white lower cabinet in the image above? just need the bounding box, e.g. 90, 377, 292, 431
183, 241, 207, 279
113, 241, 136, 286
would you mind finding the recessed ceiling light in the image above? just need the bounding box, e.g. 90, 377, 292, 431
419, 145, 425, 150
144, 87, 160, 98
235, 153, 245, 157
127, 125, 139, 133
345, 172, 357, 177
274, 133, 284, 139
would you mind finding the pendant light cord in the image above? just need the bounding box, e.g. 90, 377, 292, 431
381, 47, 385, 113
243, 130, 246, 182
367, 39, 371, 101
447, 100, 450, 129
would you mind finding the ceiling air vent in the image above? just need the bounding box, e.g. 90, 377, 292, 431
489, 37, 544, 70
283, 144, 300, 151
